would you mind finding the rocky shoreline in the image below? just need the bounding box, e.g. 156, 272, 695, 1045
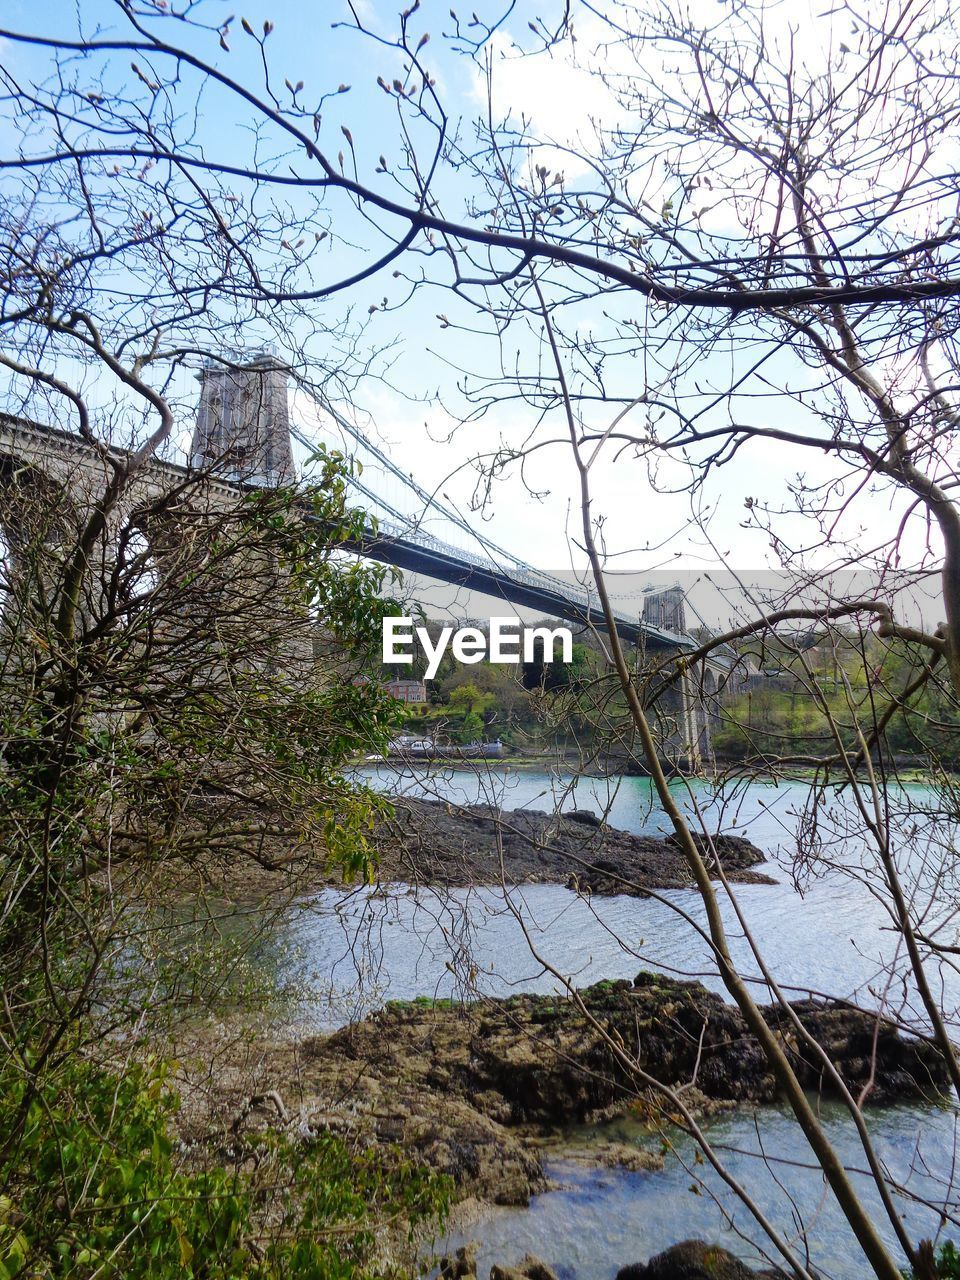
173, 972, 950, 1213
166, 801, 950, 1273
182, 795, 775, 904
373, 798, 775, 893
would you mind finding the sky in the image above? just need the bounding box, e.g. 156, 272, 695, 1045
0, 0, 953, 626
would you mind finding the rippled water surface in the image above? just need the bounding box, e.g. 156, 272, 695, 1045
244, 765, 960, 1279
274, 766, 960, 1030
441, 1103, 960, 1280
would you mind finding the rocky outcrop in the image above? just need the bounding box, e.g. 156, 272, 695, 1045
440, 1244, 480, 1280
185, 797, 773, 904
618, 1240, 789, 1280
448, 1244, 784, 1280
174, 974, 950, 1215
287, 971, 949, 1204
375, 799, 773, 892
490, 1258, 559, 1280
325, 973, 946, 1123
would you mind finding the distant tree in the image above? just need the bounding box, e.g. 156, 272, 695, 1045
456, 710, 485, 743
447, 681, 495, 714
522, 641, 591, 692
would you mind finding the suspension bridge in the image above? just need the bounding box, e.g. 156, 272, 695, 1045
0, 344, 693, 651
287, 399, 693, 653
0, 351, 725, 764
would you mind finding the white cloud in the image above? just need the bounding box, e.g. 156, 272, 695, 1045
471, 20, 622, 179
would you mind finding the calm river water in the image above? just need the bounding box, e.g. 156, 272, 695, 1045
252, 765, 960, 1279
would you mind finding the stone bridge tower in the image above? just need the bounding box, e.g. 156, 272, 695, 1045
641, 585, 711, 772
191, 353, 294, 487
642, 583, 687, 636
185, 351, 317, 676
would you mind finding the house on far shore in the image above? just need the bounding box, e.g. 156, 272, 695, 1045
383, 678, 428, 704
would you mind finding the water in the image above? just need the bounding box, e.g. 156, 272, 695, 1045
245, 766, 960, 1278
441, 1103, 960, 1280
276, 766, 960, 1033
279, 873, 948, 1030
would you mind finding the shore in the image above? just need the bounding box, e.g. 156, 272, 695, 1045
185, 796, 776, 903
373, 799, 775, 892
170, 972, 950, 1215
160, 786, 951, 1263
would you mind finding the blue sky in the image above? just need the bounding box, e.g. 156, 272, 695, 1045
0, 0, 941, 603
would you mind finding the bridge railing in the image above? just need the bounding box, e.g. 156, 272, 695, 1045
362, 511, 690, 648
294, 413, 693, 649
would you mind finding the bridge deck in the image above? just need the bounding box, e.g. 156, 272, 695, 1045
345, 527, 690, 651
0, 412, 692, 652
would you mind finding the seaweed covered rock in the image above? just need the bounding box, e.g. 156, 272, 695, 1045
313, 969, 948, 1208
174, 966, 951, 1223
375, 799, 772, 892
491, 1257, 559, 1280
617, 1241, 788, 1280
452, 973, 949, 1121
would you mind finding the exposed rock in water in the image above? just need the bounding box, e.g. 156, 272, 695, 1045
334, 972, 945, 1117
440, 1244, 480, 1280
665, 830, 769, 873
566, 809, 602, 828
375, 798, 773, 892
181, 797, 773, 903
617, 1240, 789, 1280
290, 972, 948, 1204
173, 974, 950, 1215
461, 1242, 786, 1280
491, 1256, 560, 1280
460, 973, 949, 1114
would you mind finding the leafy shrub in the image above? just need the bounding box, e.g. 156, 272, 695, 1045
903, 1241, 960, 1280
0, 1054, 449, 1279
928, 1242, 960, 1279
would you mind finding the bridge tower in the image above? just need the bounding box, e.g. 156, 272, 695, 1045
637, 585, 702, 770
191, 353, 294, 487
183, 350, 318, 678
642, 583, 686, 635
